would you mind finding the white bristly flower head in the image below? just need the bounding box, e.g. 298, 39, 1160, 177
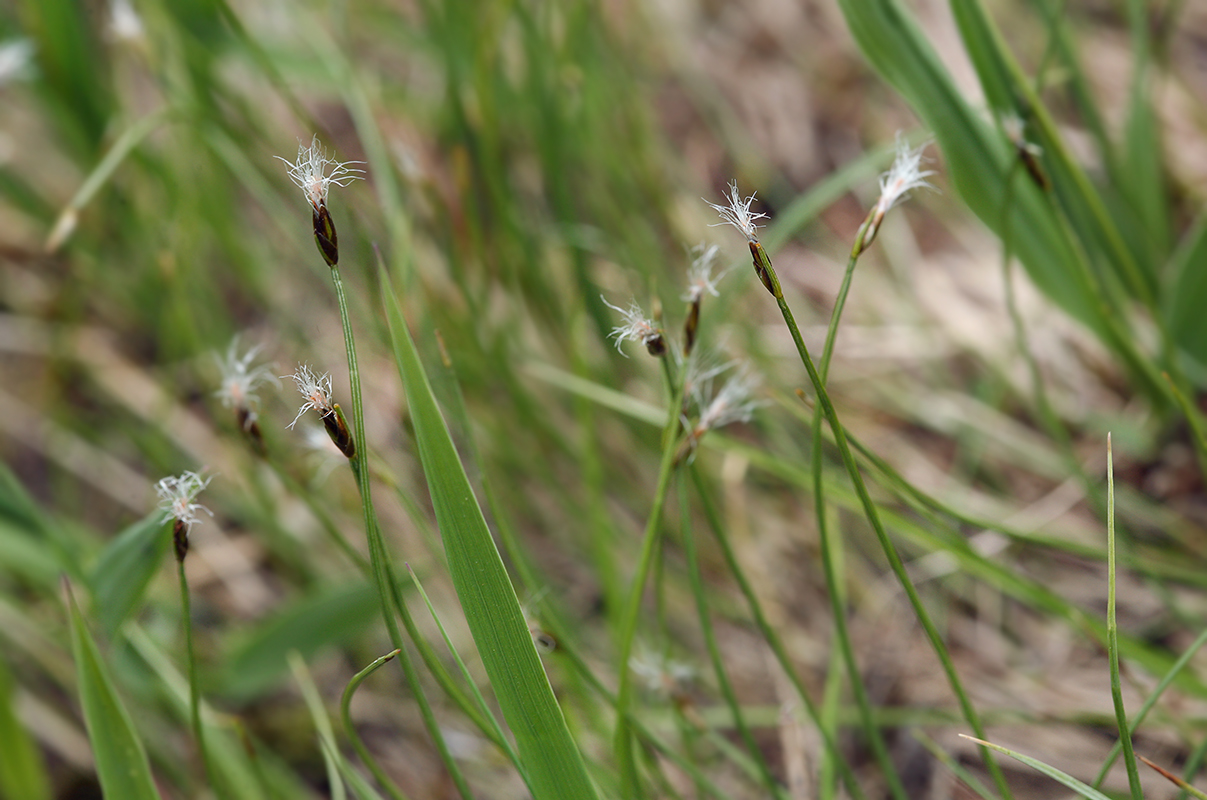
682, 243, 729, 303
694, 365, 763, 434
214, 339, 279, 426
874, 134, 936, 219
629, 649, 694, 697
286, 365, 336, 428
855, 133, 936, 255
155, 471, 213, 532
275, 135, 364, 213
679, 348, 733, 409
602, 295, 666, 357
705, 181, 768, 243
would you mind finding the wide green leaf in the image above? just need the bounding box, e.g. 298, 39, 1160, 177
90, 514, 170, 636
66, 583, 160, 800
1164, 214, 1207, 372
219, 582, 378, 700
833, 0, 1122, 345
0, 654, 51, 800
381, 269, 599, 800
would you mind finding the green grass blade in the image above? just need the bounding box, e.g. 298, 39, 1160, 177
65, 581, 160, 800
0, 653, 51, 800
912, 731, 997, 800
288, 652, 347, 800
219, 583, 378, 700
380, 269, 599, 800
946, 0, 1155, 304
342, 651, 411, 800
961, 735, 1114, 800
1121, 0, 1170, 258
89, 514, 170, 636
1163, 213, 1207, 369
1105, 435, 1143, 800
405, 564, 523, 775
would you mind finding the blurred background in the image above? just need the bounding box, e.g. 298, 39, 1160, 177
3, 0, 1207, 798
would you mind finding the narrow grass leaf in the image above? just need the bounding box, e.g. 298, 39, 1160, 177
288, 652, 347, 800
342, 651, 411, 800
1106, 435, 1144, 800
406, 564, 520, 771
0, 654, 51, 800
1139, 755, 1207, 800
1163, 214, 1207, 370
381, 269, 599, 800
961, 735, 1114, 800
90, 514, 170, 636
65, 581, 160, 800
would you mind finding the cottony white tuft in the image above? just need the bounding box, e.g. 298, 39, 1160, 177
874, 135, 936, 218
682, 243, 729, 303
275, 135, 364, 212
602, 296, 663, 356
705, 181, 768, 243
214, 339, 279, 426
155, 471, 213, 532
286, 365, 336, 428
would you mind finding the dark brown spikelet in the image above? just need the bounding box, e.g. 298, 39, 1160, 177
323, 404, 357, 459
313, 204, 340, 268
749, 241, 776, 296
173, 518, 189, 563
1017, 145, 1051, 192
644, 333, 667, 357
684, 299, 700, 357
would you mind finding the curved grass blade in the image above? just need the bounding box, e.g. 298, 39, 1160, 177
342, 650, 411, 800
960, 735, 1113, 800
65, 581, 160, 800
381, 269, 599, 800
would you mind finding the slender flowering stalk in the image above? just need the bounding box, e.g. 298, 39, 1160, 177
856, 134, 936, 255
602, 295, 666, 357
276, 135, 363, 267
214, 339, 279, 451
156, 470, 215, 783
156, 470, 213, 562
286, 365, 356, 459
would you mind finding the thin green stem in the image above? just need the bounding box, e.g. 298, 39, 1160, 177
329, 265, 476, 800
810, 250, 908, 800
677, 479, 784, 798
1106, 434, 1143, 800
341, 650, 411, 800
613, 368, 685, 799
178, 557, 213, 786
750, 240, 1012, 800
1093, 624, 1207, 788
406, 565, 524, 774
688, 466, 868, 800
